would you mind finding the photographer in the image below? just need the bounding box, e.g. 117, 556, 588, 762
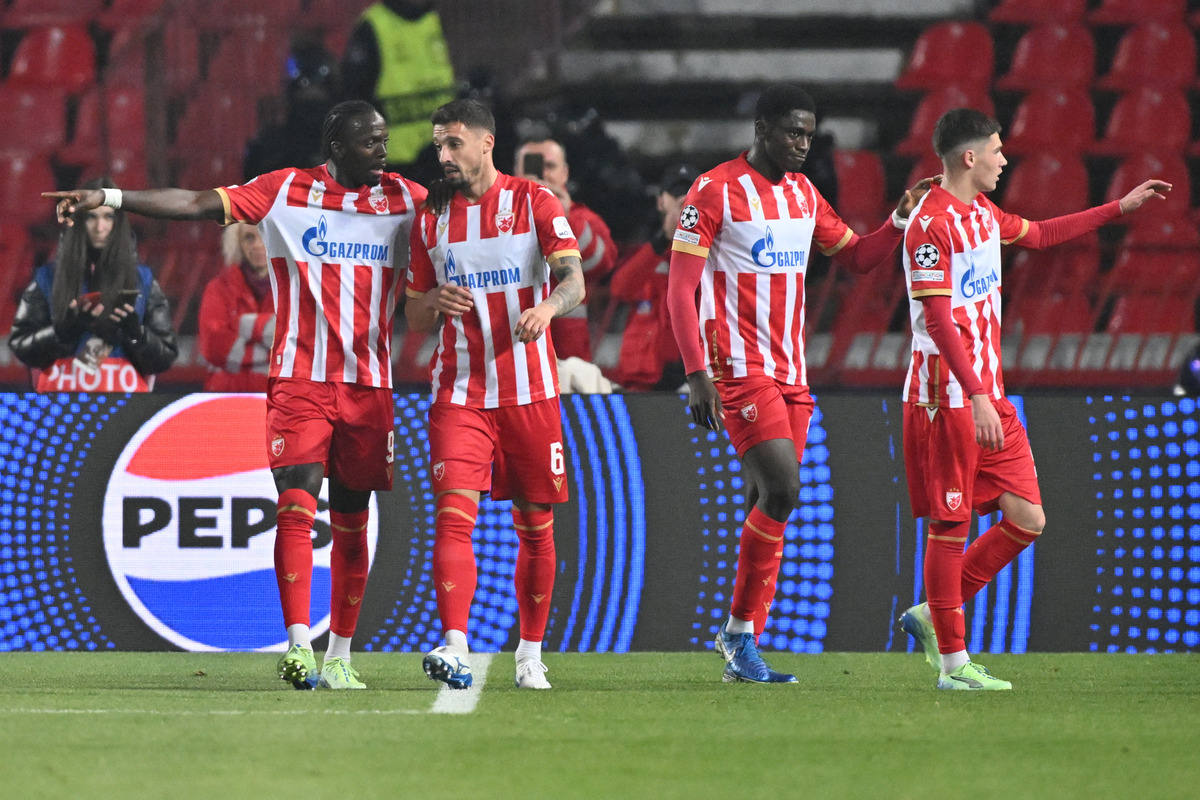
8, 178, 177, 391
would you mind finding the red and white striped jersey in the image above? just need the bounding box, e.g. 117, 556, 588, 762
217, 165, 426, 388
670, 153, 853, 385
406, 172, 581, 408
902, 184, 1029, 407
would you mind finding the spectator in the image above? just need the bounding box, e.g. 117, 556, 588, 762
341, 0, 456, 173
9, 178, 177, 391
515, 137, 617, 361
607, 163, 696, 391
243, 42, 340, 180
197, 222, 274, 392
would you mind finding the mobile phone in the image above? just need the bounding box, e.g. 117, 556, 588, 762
522, 152, 545, 180
78, 292, 102, 306
115, 289, 140, 307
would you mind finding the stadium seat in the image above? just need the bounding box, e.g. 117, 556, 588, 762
999, 152, 1089, 220
1101, 215, 1200, 335
2, 0, 105, 27
989, 0, 1087, 24
0, 224, 33, 335
904, 153, 944, 193
1091, 87, 1190, 157
1097, 22, 1196, 90
895, 85, 994, 157
206, 28, 290, 99
5, 25, 96, 94
832, 149, 886, 232
1004, 90, 1095, 156
1104, 153, 1191, 225
995, 24, 1094, 92
1007, 291, 1095, 336
0, 151, 58, 226
98, 0, 169, 27
64, 84, 146, 163
1089, 0, 1187, 25
894, 22, 993, 92
0, 86, 68, 155
1006, 235, 1100, 303
163, 17, 200, 95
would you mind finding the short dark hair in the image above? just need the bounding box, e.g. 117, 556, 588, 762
431, 98, 496, 134
321, 100, 379, 159
933, 108, 1002, 160
755, 84, 816, 124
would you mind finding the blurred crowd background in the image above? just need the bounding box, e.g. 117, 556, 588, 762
1, 0, 1198, 392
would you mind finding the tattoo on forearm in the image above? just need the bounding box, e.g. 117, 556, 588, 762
545, 257, 584, 317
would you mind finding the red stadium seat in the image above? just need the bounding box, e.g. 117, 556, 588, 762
2, 0, 105, 27
1092, 87, 1190, 157
163, 17, 200, 95
1104, 153, 1191, 225
1006, 235, 1100, 302
904, 153, 944, 193
64, 84, 146, 163
99, 0, 169, 27
0, 151, 58, 226
832, 149, 886, 232
1105, 293, 1197, 334
0, 86, 68, 155
1090, 0, 1186, 25
1007, 291, 1095, 336
5, 25, 96, 94
989, 0, 1086, 24
1097, 23, 1196, 90
1004, 90, 1095, 156
999, 152, 1089, 220
895, 22, 993, 92
895, 85, 994, 157
995, 24, 1094, 92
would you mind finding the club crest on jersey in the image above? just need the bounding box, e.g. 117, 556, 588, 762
496, 211, 515, 234
370, 194, 388, 213
946, 490, 963, 511
679, 205, 700, 229
740, 403, 758, 422
433, 461, 445, 481
271, 435, 285, 458
751, 226, 806, 269
914, 243, 940, 268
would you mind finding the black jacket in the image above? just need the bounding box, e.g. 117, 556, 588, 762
9, 271, 178, 378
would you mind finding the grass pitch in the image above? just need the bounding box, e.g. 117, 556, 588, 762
0, 652, 1195, 799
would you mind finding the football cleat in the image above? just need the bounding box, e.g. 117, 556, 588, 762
319, 656, 366, 690
721, 631, 797, 684
714, 619, 738, 664
937, 661, 1013, 691
515, 658, 552, 689
423, 645, 473, 690
899, 602, 942, 672
277, 644, 318, 690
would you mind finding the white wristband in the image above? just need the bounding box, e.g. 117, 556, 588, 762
101, 188, 123, 209
891, 208, 908, 230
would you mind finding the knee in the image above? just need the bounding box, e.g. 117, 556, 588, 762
759, 474, 800, 520
1009, 506, 1046, 535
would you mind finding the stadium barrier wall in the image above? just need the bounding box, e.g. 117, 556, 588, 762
1, 392, 1197, 654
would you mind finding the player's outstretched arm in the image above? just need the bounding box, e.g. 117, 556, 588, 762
514, 254, 584, 344
42, 188, 225, 224
1118, 179, 1172, 215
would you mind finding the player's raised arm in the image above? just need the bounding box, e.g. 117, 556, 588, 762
43, 187, 226, 224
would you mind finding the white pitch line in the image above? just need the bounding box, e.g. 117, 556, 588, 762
429, 653, 492, 714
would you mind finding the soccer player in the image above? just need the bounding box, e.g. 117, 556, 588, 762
667, 84, 933, 684
897, 108, 1170, 690
405, 99, 584, 690
45, 101, 429, 691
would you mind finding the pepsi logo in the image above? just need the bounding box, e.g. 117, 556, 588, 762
101, 395, 378, 652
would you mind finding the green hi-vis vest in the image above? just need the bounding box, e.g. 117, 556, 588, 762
362, 3, 457, 165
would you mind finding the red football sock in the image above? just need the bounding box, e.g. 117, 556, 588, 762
513, 506, 556, 642
433, 493, 479, 635
274, 488, 317, 628
329, 508, 370, 639
925, 520, 970, 656
731, 507, 787, 629
961, 518, 1041, 602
